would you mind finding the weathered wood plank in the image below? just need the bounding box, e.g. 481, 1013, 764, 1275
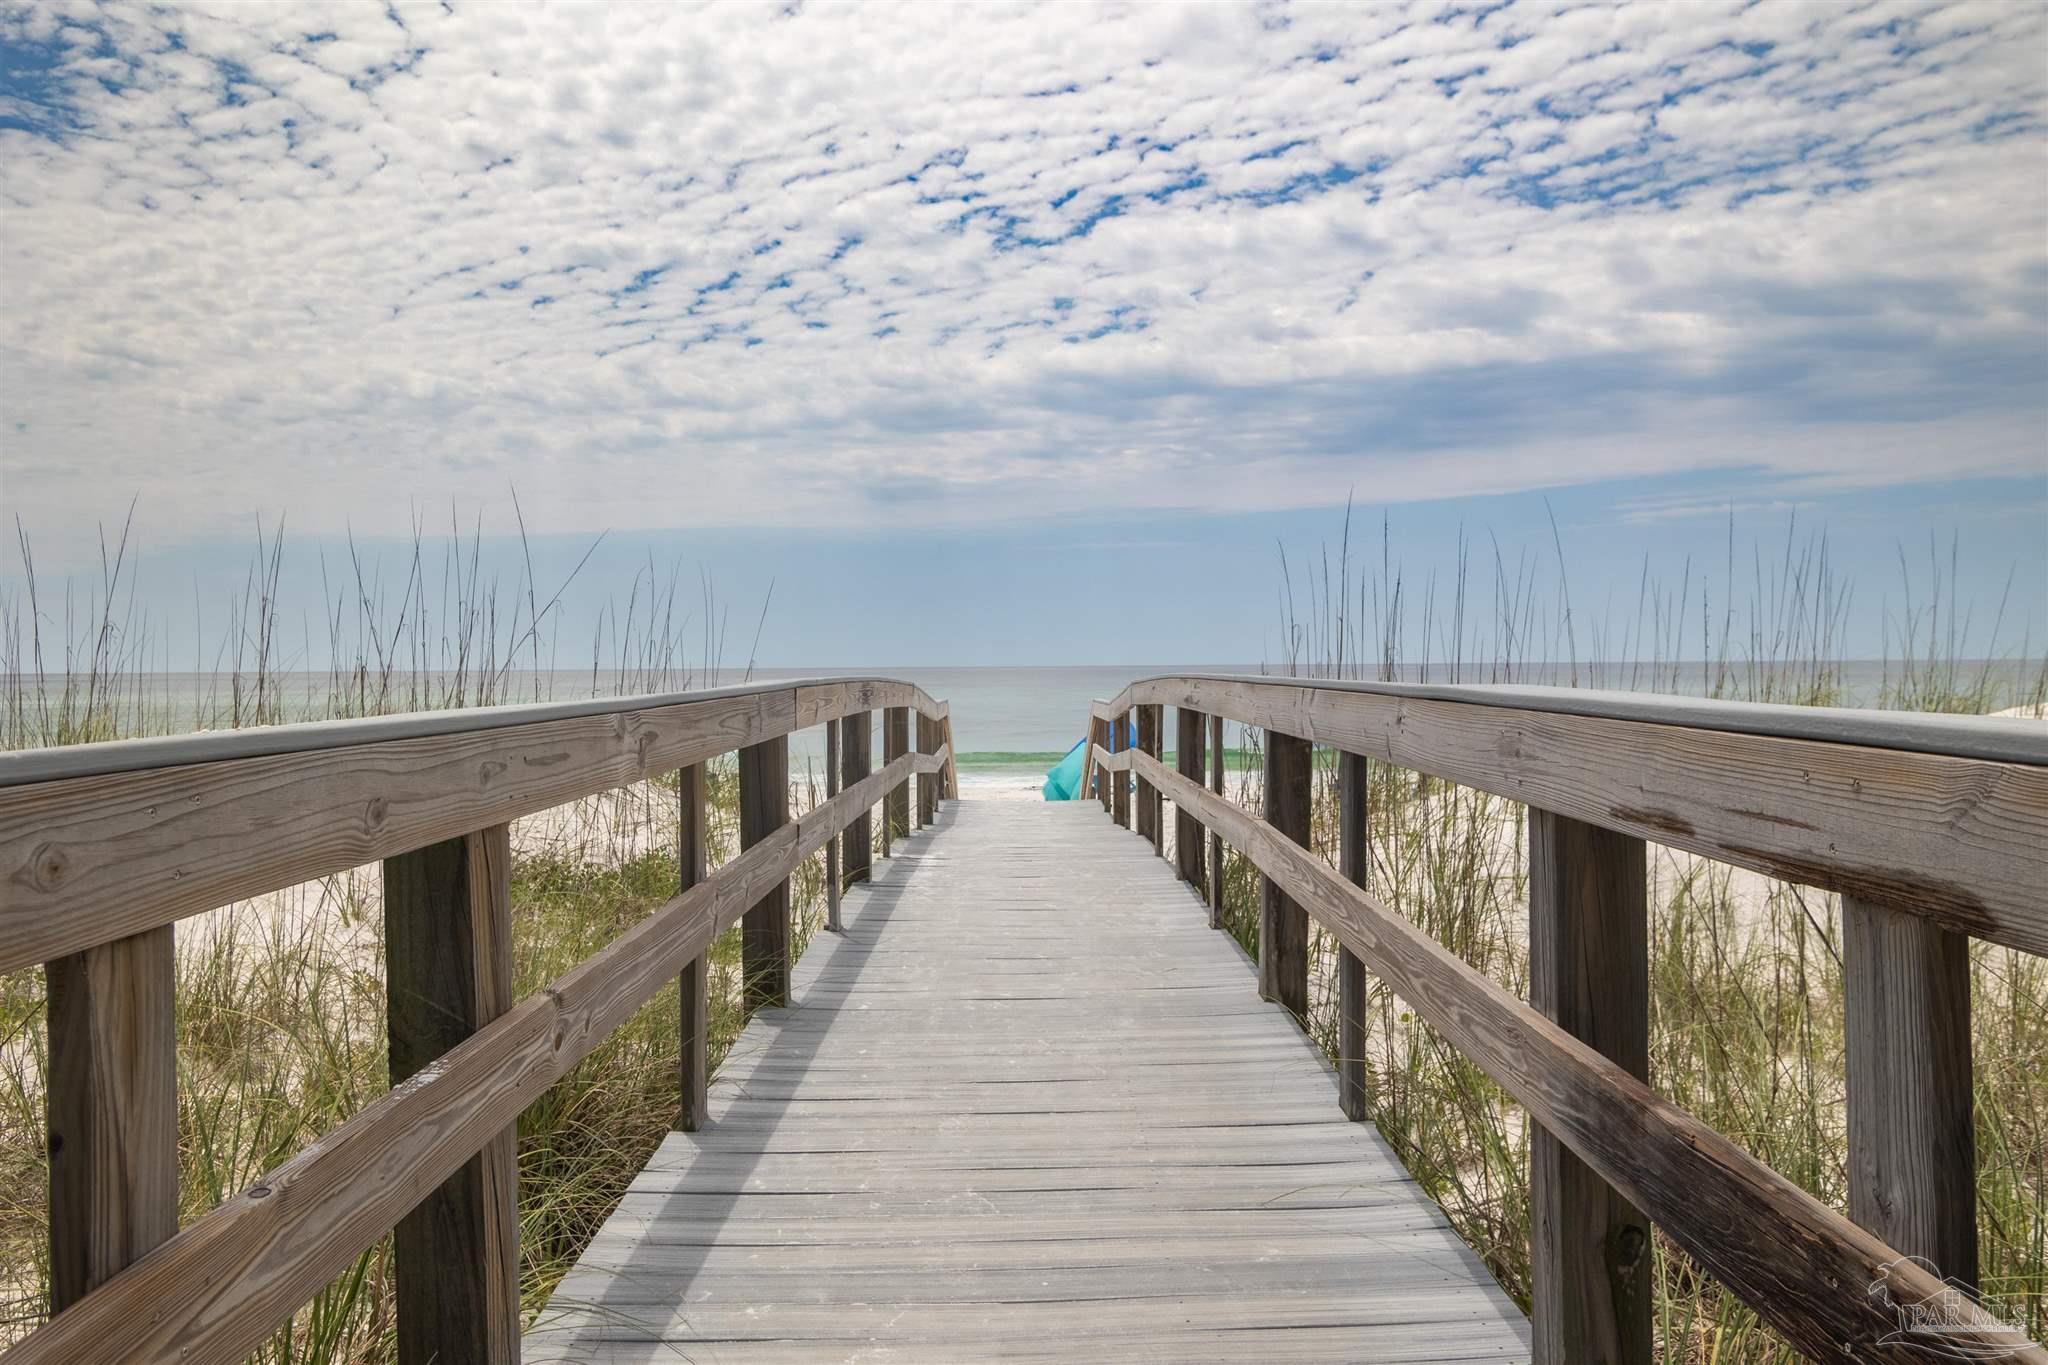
1337, 751, 1370, 1123
824, 722, 842, 933
916, 713, 937, 827
1209, 712, 1226, 928
842, 710, 872, 887
1, 679, 959, 974
1089, 715, 1109, 811
1259, 730, 1311, 1018
792, 680, 943, 730
739, 736, 791, 1012
527, 799, 1528, 1364
1175, 707, 1205, 886
939, 705, 957, 799
7, 820, 805, 1365
1135, 704, 1160, 851
1112, 710, 1131, 829
383, 824, 519, 1365
1, 688, 796, 972
46, 926, 178, 1312
797, 752, 917, 862
1528, 811, 1650, 1365
1843, 893, 1977, 1288
678, 763, 711, 1130
1125, 676, 2048, 954
883, 706, 910, 849
1130, 749, 2040, 1364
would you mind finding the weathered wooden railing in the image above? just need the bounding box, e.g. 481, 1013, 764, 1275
1078, 675, 2046, 1365
0, 677, 954, 1365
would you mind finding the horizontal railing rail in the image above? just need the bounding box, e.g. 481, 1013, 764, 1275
0, 677, 945, 973
1090, 675, 2046, 953
1078, 674, 2046, 1365
2, 676, 954, 1365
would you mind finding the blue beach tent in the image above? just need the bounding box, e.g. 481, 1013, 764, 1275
1042, 737, 1088, 800
1043, 716, 1136, 801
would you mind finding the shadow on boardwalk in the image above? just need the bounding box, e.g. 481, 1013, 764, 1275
527, 800, 1528, 1364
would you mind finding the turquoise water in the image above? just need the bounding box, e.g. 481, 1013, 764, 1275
759, 665, 1260, 773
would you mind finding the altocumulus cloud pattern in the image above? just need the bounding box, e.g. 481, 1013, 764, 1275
1, 1, 2044, 545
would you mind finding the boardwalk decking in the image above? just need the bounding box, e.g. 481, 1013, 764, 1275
528, 798, 1532, 1363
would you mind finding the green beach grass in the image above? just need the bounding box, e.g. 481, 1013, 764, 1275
1, 512, 2041, 1362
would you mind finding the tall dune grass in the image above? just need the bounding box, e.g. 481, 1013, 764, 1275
2, 505, 2042, 1363
0, 513, 821, 1360
1205, 507, 2046, 1361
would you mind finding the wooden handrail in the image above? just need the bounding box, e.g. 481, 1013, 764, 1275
0, 677, 949, 973
2, 677, 954, 1365
1079, 674, 2046, 1365
1105, 674, 2047, 952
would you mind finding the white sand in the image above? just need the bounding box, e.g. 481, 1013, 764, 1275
955, 766, 1051, 802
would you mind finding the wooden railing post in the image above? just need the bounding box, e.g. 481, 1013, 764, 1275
1112, 710, 1131, 829
941, 711, 957, 799
1175, 708, 1205, 886
1259, 730, 1311, 1017
1337, 752, 1371, 1122
739, 735, 791, 1010
825, 721, 843, 931
1207, 713, 1225, 928
384, 824, 519, 1365
1138, 704, 1163, 856
46, 927, 177, 1313
1528, 809, 1651, 1365
843, 710, 873, 886
883, 705, 909, 852
678, 764, 711, 1131
917, 712, 938, 827
1134, 708, 1154, 843
1091, 714, 1110, 812
1843, 895, 1977, 1287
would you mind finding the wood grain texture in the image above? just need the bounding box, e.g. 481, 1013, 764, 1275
679, 763, 711, 1131
1089, 716, 1109, 812
1128, 749, 2043, 1365
1112, 710, 1130, 829
1138, 704, 1164, 856
740, 736, 792, 1012
8, 820, 807, 1365
797, 752, 918, 862
917, 714, 937, 827
1337, 752, 1370, 1124
45, 925, 178, 1312
824, 723, 842, 933
884, 706, 910, 848
1175, 707, 1206, 886
1209, 712, 1226, 928
2, 689, 793, 972
1528, 811, 1650, 1365
383, 824, 519, 1365
3, 681, 956, 973
1259, 730, 1311, 1018
792, 680, 944, 731
1843, 893, 1977, 1288
841, 711, 873, 888
526, 800, 1529, 1364
1120, 676, 2048, 954
939, 707, 957, 799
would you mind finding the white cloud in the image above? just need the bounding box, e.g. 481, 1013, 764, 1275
0, 0, 2044, 563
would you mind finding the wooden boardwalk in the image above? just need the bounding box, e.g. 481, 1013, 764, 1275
528, 798, 1530, 1363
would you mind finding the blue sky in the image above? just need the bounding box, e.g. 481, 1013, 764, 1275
1, 1, 2043, 669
